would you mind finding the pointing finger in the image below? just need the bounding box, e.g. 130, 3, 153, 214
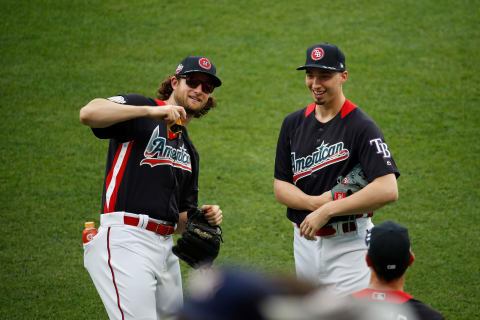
177, 106, 187, 119
173, 110, 181, 121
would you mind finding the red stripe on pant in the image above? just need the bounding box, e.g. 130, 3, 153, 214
107, 227, 125, 320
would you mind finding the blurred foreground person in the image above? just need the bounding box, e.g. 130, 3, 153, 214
177, 266, 317, 320
177, 266, 415, 320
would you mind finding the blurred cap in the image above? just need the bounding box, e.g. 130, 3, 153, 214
366, 221, 411, 277
296, 43, 346, 72
175, 56, 222, 87
179, 267, 282, 320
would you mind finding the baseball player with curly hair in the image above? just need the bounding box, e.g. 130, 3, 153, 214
274, 43, 400, 295
80, 56, 223, 319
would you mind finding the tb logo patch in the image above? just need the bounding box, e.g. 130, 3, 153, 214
369, 138, 391, 158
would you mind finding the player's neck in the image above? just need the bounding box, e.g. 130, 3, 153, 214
368, 271, 406, 292
314, 94, 345, 123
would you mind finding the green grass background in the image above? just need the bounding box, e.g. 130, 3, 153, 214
1, 0, 478, 318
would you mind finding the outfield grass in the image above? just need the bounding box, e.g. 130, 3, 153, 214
1, 0, 478, 319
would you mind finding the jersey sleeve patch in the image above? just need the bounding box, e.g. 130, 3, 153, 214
107, 96, 127, 104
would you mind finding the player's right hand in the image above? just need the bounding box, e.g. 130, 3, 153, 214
148, 105, 186, 124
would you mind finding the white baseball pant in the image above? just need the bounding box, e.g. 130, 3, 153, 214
84, 212, 183, 320
293, 217, 373, 296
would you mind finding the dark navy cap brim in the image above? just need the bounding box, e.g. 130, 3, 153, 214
180, 69, 222, 87
296, 64, 345, 71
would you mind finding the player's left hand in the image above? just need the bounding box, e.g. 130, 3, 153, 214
201, 205, 223, 226
300, 209, 330, 241
172, 207, 223, 269
309, 190, 334, 211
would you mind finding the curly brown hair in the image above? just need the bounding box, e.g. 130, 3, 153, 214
156, 75, 217, 118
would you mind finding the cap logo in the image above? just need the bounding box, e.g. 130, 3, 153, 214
175, 64, 184, 74
311, 48, 325, 61
199, 58, 211, 70
107, 96, 126, 104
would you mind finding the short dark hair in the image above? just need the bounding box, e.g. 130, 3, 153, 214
366, 221, 411, 283
369, 253, 409, 282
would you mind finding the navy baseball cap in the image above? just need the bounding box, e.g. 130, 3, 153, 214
179, 267, 282, 320
366, 221, 411, 277
175, 56, 222, 87
297, 43, 346, 72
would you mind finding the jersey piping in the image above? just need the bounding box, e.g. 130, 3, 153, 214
303, 99, 358, 119
104, 141, 134, 213
341, 99, 357, 118
305, 103, 315, 117
351, 288, 412, 304
107, 227, 125, 320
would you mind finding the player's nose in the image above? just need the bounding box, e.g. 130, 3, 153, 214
312, 76, 324, 86
312, 78, 324, 89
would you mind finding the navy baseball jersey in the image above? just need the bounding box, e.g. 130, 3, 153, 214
352, 289, 445, 320
274, 99, 400, 224
91, 94, 199, 223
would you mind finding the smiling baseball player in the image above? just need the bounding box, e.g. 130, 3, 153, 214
274, 43, 400, 295
80, 56, 223, 319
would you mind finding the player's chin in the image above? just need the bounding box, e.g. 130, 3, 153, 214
312, 94, 326, 105
185, 104, 208, 118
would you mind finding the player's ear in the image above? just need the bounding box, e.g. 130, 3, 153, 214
340, 71, 348, 83
171, 76, 179, 89
365, 254, 372, 267
408, 251, 415, 266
